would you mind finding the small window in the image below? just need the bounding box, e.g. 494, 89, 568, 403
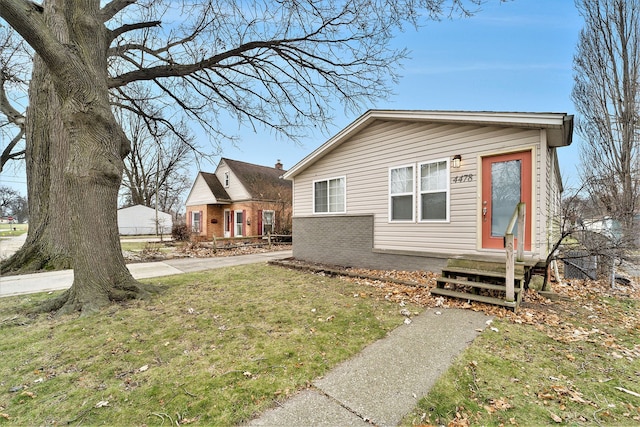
389, 165, 414, 221
191, 211, 201, 232
314, 177, 345, 213
235, 210, 243, 236
419, 160, 449, 221
224, 171, 230, 187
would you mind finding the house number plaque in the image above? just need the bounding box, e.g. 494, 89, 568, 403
452, 174, 474, 184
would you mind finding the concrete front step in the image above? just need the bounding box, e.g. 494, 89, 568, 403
430, 287, 518, 309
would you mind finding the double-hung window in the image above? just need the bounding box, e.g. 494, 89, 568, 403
191, 211, 201, 232
389, 165, 414, 221
389, 159, 450, 222
314, 177, 345, 213
420, 159, 449, 221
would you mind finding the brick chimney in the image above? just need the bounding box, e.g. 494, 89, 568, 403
275, 159, 283, 170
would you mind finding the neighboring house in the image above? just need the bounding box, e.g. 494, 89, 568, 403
283, 110, 574, 273
185, 158, 292, 240
117, 204, 173, 235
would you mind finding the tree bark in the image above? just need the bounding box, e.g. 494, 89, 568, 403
1, 0, 159, 314
1, 4, 72, 273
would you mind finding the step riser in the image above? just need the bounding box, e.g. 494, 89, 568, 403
437, 278, 522, 293
431, 288, 517, 308
436, 257, 530, 311
446, 259, 525, 276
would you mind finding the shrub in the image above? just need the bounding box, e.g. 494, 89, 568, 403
171, 224, 191, 241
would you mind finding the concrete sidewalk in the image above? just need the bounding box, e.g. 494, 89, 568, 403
1, 234, 490, 426
0, 250, 292, 297
249, 308, 489, 426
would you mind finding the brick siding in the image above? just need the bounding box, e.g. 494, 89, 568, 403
292, 215, 448, 272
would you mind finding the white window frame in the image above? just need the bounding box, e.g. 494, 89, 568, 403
234, 210, 243, 237
191, 211, 201, 232
389, 164, 415, 222
418, 158, 450, 223
313, 176, 346, 214
224, 171, 230, 187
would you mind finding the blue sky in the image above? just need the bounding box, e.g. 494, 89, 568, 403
1, 0, 584, 196
215, 0, 584, 188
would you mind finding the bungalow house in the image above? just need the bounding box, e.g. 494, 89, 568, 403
185, 158, 292, 240
283, 110, 574, 308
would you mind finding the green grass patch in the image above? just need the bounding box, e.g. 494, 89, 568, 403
0, 223, 27, 238
402, 307, 640, 426
0, 264, 416, 425
120, 241, 171, 253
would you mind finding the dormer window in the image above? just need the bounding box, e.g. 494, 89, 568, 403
224, 171, 230, 187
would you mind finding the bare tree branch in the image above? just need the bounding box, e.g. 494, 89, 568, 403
101, 0, 137, 22
109, 20, 161, 42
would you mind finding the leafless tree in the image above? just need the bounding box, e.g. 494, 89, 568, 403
0, 26, 29, 171
572, 0, 640, 249
116, 96, 196, 214
0, 0, 483, 314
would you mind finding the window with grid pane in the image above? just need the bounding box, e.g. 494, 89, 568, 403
390, 166, 414, 221
314, 177, 345, 213
420, 160, 448, 221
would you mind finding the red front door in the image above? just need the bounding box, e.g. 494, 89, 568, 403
481, 151, 532, 250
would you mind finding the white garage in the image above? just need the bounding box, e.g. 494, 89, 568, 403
117, 205, 173, 235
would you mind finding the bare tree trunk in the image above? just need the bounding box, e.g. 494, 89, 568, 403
2, 0, 159, 314
1, 8, 71, 273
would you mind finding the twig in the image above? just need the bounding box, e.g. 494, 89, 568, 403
182, 388, 198, 398
592, 407, 604, 427
615, 386, 640, 398
149, 412, 173, 426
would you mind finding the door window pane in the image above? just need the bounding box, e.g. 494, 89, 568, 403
491, 160, 521, 237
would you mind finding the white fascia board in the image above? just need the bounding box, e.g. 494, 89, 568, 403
283, 110, 572, 179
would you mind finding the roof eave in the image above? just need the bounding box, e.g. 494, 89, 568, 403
283, 110, 574, 179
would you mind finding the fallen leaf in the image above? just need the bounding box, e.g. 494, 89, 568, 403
549, 412, 562, 423
95, 400, 109, 408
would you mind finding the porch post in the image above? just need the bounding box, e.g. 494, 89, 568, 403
516, 202, 525, 262
505, 233, 515, 302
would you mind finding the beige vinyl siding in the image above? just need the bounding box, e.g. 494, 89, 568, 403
185, 174, 216, 206
293, 119, 545, 255
546, 147, 563, 255
215, 162, 251, 201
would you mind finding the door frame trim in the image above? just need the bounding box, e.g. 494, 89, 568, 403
476, 146, 537, 252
